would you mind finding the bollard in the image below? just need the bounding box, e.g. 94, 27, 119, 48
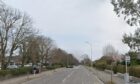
33, 70, 36, 76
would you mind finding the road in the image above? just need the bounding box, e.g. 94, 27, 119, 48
22, 66, 103, 84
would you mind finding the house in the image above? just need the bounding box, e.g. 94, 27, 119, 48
5, 56, 22, 65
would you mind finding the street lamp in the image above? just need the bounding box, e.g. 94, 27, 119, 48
85, 41, 93, 67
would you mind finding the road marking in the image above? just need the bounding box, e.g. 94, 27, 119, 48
94, 75, 104, 84
84, 67, 90, 77
62, 70, 75, 83
87, 71, 90, 76
82, 81, 84, 84
85, 67, 104, 84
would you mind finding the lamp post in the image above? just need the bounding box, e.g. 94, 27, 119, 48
85, 42, 93, 67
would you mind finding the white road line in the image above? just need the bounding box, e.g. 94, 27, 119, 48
62, 70, 75, 83
87, 72, 90, 76
86, 68, 104, 84
94, 75, 104, 84
82, 81, 84, 84
85, 68, 90, 77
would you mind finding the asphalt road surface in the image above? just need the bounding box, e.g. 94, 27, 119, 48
22, 66, 103, 84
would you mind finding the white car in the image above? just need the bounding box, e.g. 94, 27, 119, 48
24, 63, 32, 67
7, 64, 18, 69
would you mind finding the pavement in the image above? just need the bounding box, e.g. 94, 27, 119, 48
0, 66, 104, 84
88, 67, 140, 84
88, 67, 125, 84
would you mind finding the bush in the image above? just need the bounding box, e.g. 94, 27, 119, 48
105, 65, 117, 74
52, 63, 63, 68
46, 66, 55, 70
129, 66, 140, 77
106, 65, 112, 70
46, 63, 63, 70
0, 70, 10, 77
103, 63, 140, 78
112, 65, 118, 74
0, 67, 31, 78
116, 65, 125, 74
95, 61, 107, 70
105, 64, 126, 74
10, 67, 31, 76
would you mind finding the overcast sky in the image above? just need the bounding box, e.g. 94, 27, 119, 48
4, 0, 136, 60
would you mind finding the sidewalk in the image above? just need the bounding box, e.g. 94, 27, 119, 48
88, 67, 125, 84
0, 68, 63, 84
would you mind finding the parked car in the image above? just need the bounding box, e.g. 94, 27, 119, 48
7, 61, 18, 69
24, 63, 32, 67
30, 65, 40, 74
66, 65, 73, 68
7, 64, 18, 69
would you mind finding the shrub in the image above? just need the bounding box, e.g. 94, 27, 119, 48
52, 63, 63, 68
112, 65, 118, 74
10, 67, 31, 76
0, 70, 10, 77
18, 67, 31, 74
10, 69, 20, 76
0, 67, 31, 78
46, 63, 63, 70
105, 64, 125, 74
95, 61, 107, 70
106, 65, 118, 74
129, 66, 140, 77
106, 65, 112, 70
46, 66, 56, 70
116, 65, 125, 74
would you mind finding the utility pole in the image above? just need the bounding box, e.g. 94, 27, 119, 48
85, 42, 92, 67
67, 55, 69, 67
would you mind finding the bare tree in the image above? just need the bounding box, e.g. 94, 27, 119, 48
19, 34, 36, 67
50, 48, 79, 66
102, 44, 119, 63
36, 36, 54, 65
0, 3, 33, 69
103, 44, 118, 57
81, 54, 91, 66
8, 14, 33, 65
0, 5, 21, 69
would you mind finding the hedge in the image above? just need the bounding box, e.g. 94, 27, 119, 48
10, 67, 31, 76
104, 65, 140, 78
46, 64, 63, 70
0, 70, 10, 77
129, 66, 140, 77
0, 67, 31, 78
94, 60, 107, 70
116, 65, 125, 74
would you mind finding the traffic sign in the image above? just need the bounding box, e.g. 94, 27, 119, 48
125, 56, 130, 61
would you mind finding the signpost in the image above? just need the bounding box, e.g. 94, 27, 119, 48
125, 55, 130, 84
126, 56, 130, 63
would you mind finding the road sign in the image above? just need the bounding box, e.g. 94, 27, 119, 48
125, 56, 130, 61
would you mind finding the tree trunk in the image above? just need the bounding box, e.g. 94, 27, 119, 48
7, 46, 14, 66
1, 52, 6, 70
